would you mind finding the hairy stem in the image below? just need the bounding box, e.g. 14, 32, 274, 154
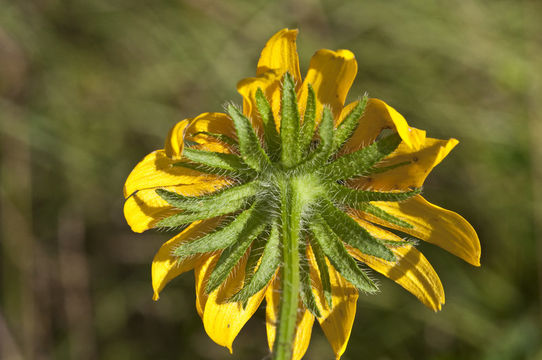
273, 177, 303, 360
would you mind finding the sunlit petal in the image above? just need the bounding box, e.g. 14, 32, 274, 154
307, 247, 358, 360
152, 219, 220, 300
123, 150, 217, 197
257, 28, 302, 85
194, 252, 268, 353
343, 98, 425, 153
298, 49, 357, 121
355, 195, 481, 266
186, 112, 236, 142
347, 216, 445, 310
351, 133, 459, 190
237, 70, 282, 131
123, 181, 227, 232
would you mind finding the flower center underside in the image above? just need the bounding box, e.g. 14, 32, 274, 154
155, 73, 420, 316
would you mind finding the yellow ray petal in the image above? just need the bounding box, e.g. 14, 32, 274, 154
265, 277, 315, 360
307, 247, 358, 360
343, 98, 425, 153
123, 150, 219, 198
237, 70, 282, 132
194, 252, 268, 353
346, 216, 445, 310
186, 112, 236, 142
352, 244, 445, 311
298, 49, 357, 121
257, 29, 302, 85
194, 254, 217, 318
356, 195, 481, 266
123, 181, 228, 233
351, 134, 459, 191
164, 119, 190, 160
151, 219, 220, 300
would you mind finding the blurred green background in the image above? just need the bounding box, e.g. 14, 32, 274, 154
1, 0, 541, 359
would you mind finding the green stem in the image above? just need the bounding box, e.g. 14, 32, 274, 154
273, 176, 303, 360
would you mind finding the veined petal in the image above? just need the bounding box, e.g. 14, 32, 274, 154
123, 150, 219, 197
194, 252, 268, 353
257, 29, 302, 85
124, 181, 227, 233
356, 195, 481, 266
237, 70, 282, 131
298, 49, 357, 121
265, 277, 315, 360
307, 247, 358, 360
343, 98, 425, 153
152, 219, 220, 300
347, 217, 445, 310
351, 133, 459, 191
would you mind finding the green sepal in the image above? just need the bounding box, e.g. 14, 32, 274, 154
183, 139, 199, 147
330, 184, 421, 204
173, 201, 261, 257
309, 236, 332, 308
173, 161, 248, 178
192, 131, 239, 149
255, 88, 281, 160
369, 160, 411, 175
242, 230, 268, 287
331, 95, 368, 155
205, 212, 267, 294
379, 239, 414, 247
156, 181, 259, 212
280, 72, 301, 167
299, 238, 322, 318
298, 84, 316, 157
309, 215, 378, 293
182, 148, 248, 172
319, 133, 402, 181
227, 104, 270, 172
299, 106, 334, 171
230, 221, 281, 303
356, 203, 414, 229
156, 198, 248, 229
320, 200, 396, 262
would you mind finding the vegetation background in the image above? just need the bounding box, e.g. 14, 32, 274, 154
1, 0, 541, 359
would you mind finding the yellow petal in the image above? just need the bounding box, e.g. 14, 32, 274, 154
237, 70, 282, 131
257, 29, 302, 85
298, 49, 357, 121
343, 98, 425, 153
123, 150, 218, 198
194, 254, 217, 318
123, 181, 227, 233
123, 190, 175, 233
307, 248, 358, 360
357, 195, 481, 266
164, 119, 190, 160
347, 216, 445, 310
194, 252, 267, 353
186, 112, 236, 142
354, 244, 444, 311
151, 220, 220, 300
265, 277, 315, 360
351, 133, 459, 191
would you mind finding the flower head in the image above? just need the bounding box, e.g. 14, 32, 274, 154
123, 29, 480, 360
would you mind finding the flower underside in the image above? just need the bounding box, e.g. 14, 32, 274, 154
155, 73, 420, 317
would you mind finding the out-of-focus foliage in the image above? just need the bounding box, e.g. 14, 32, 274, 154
1, 1, 540, 359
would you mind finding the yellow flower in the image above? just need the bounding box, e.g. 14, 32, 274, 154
123, 29, 480, 360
